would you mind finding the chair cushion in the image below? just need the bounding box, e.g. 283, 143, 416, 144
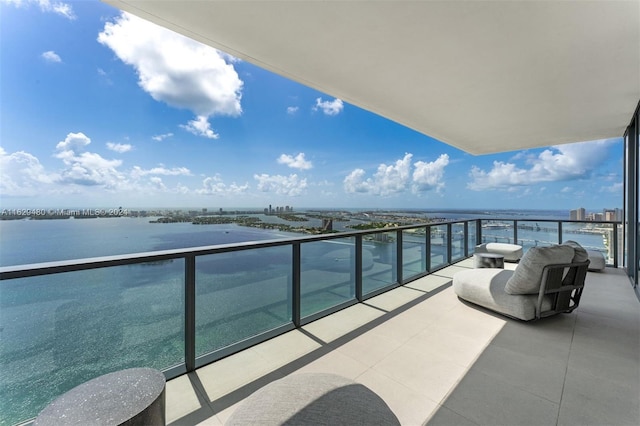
505, 245, 575, 295
562, 240, 589, 263
453, 268, 552, 321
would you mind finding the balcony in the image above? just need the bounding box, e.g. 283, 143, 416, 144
1, 218, 637, 425
166, 261, 639, 425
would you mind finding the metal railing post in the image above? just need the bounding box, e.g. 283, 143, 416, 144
185, 255, 196, 372
558, 221, 563, 244
463, 221, 469, 257
356, 235, 363, 301
513, 220, 518, 245
397, 230, 403, 284
476, 219, 482, 245
426, 225, 432, 272
292, 243, 301, 327
446, 223, 452, 264
613, 223, 619, 268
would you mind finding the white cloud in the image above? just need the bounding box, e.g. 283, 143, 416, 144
152, 132, 174, 142
314, 97, 343, 116
180, 116, 219, 139
468, 139, 616, 191
98, 12, 243, 127
254, 173, 307, 196
41, 50, 61, 63
0, 147, 55, 196
149, 176, 167, 191
55, 132, 91, 153
2, 0, 75, 19
287, 106, 299, 115
277, 153, 312, 170
412, 154, 449, 193
106, 142, 132, 153
601, 182, 623, 193
54, 132, 124, 187
344, 153, 450, 196
344, 153, 411, 196
131, 165, 191, 179
197, 174, 249, 195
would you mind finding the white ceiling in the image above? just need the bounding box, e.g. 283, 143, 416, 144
103, 0, 639, 155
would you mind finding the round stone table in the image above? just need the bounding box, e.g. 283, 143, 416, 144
474, 252, 505, 269
34, 367, 165, 426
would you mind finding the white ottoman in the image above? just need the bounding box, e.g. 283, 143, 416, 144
587, 250, 606, 271
476, 243, 523, 262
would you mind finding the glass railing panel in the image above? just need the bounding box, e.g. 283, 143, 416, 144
468, 220, 478, 252
195, 246, 292, 357
402, 228, 426, 281
430, 225, 449, 269
363, 231, 397, 296
517, 221, 559, 253
562, 221, 616, 264
300, 237, 356, 318
451, 223, 465, 261
480, 220, 516, 245
1, 261, 184, 426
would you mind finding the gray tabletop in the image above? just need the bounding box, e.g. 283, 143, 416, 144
34, 367, 165, 426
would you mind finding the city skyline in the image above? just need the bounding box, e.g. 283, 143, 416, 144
0, 0, 624, 211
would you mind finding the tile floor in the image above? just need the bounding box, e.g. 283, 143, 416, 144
165, 259, 640, 426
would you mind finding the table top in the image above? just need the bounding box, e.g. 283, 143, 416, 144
35, 367, 165, 425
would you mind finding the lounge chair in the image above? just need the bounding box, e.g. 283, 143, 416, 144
453, 242, 589, 321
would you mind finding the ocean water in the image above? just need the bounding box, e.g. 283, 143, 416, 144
0, 210, 611, 425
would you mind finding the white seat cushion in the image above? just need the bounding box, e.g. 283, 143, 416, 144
453, 268, 552, 321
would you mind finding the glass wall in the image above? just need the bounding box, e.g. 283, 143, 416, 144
363, 232, 397, 295
195, 247, 291, 356
1, 262, 184, 426
300, 238, 356, 317
625, 100, 640, 291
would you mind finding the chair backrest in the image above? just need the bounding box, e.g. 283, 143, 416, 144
535, 260, 590, 319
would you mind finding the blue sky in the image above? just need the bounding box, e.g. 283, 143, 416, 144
0, 0, 623, 211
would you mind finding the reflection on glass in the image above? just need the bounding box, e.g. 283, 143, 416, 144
431, 225, 449, 269
402, 229, 426, 281
195, 246, 291, 356
0, 261, 184, 426
451, 223, 465, 260
561, 221, 614, 264
300, 238, 356, 318
480, 220, 515, 245
468, 221, 478, 252
517, 221, 559, 253
362, 232, 397, 295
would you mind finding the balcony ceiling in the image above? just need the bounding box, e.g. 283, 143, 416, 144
103, 1, 639, 155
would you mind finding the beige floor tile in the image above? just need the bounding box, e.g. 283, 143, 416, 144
441, 368, 560, 426
302, 303, 383, 342
250, 330, 323, 367
195, 348, 276, 401
365, 286, 425, 311
372, 343, 469, 404
295, 348, 370, 379
404, 274, 452, 292
333, 327, 406, 367
357, 368, 440, 426
407, 326, 491, 368
166, 374, 215, 425
435, 303, 506, 343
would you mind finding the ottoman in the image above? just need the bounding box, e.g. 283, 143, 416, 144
476, 243, 523, 262
587, 250, 606, 271
227, 373, 399, 425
